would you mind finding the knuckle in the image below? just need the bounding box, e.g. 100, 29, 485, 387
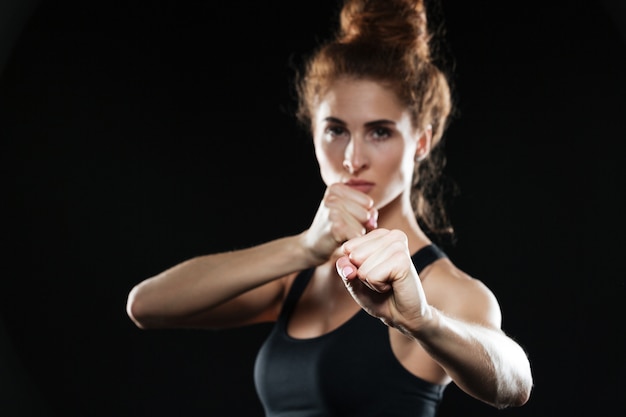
388, 229, 408, 242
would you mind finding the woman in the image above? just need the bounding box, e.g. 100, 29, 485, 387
126, 0, 533, 415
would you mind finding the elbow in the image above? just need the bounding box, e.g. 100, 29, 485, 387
495, 374, 533, 409
126, 285, 156, 330
511, 360, 534, 407
494, 345, 534, 409
500, 388, 531, 409
512, 378, 533, 407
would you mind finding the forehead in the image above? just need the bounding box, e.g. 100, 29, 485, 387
314, 78, 408, 125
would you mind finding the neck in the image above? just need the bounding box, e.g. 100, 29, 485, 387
376, 194, 432, 254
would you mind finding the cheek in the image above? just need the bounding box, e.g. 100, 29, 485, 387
382, 145, 409, 171
399, 152, 417, 182
380, 147, 415, 187
314, 141, 344, 182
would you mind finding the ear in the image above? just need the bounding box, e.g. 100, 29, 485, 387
414, 124, 432, 162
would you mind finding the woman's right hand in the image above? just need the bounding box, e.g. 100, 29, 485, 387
301, 183, 378, 264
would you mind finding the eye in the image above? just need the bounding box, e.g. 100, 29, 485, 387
370, 126, 392, 141
324, 125, 350, 141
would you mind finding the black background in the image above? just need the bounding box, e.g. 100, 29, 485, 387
1, 1, 625, 416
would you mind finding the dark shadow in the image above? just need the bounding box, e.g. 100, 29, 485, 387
0, 318, 51, 416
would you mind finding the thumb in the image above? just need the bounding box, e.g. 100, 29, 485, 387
336, 256, 358, 280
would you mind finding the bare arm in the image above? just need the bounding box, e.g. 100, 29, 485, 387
126, 183, 378, 330
401, 263, 533, 407
126, 233, 315, 329
417, 315, 533, 408
337, 229, 533, 409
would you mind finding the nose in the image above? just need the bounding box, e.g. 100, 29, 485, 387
342, 138, 369, 175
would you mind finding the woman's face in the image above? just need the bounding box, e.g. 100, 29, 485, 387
312, 78, 429, 210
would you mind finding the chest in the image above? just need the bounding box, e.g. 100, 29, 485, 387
281, 263, 450, 386
253, 282, 445, 416
286, 266, 362, 339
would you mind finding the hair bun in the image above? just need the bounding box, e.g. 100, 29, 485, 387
339, 0, 430, 61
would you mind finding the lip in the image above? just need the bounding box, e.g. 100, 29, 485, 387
344, 179, 375, 194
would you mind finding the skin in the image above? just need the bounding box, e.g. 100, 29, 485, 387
126, 77, 533, 409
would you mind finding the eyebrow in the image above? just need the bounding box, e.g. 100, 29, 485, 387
323, 117, 396, 127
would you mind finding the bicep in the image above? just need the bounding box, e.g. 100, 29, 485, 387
432, 276, 503, 330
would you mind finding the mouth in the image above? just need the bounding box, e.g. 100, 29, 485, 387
344, 179, 375, 194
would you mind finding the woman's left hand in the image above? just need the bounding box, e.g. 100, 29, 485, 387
335, 228, 432, 333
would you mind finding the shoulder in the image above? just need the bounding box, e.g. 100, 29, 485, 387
421, 257, 503, 329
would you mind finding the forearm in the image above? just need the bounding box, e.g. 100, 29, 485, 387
412, 309, 532, 408
126, 232, 315, 327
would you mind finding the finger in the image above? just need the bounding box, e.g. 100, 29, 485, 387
343, 230, 410, 291
355, 232, 409, 277
336, 255, 358, 280
329, 183, 374, 209
326, 192, 374, 226
358, 249, 408, 292
364, 278, 391, 293
342, 228, 391, 256
365, 207, 378, 231
328, 183, 376, 227
325, 198, 377, 243
339, 235, 398, 294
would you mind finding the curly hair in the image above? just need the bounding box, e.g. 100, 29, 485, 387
295, 0, 458, 242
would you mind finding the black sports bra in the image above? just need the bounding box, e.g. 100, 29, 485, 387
254, 244, 448, 417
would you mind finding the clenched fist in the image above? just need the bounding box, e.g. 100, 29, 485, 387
302, 183, 378, 264
336, 228, 432, 333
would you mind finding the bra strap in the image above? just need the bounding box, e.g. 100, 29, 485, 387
412, 244, 447, 274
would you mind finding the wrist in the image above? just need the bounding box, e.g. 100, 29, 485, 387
296, 230, 330, 267
404, 305, 440, 339
297, 229, 340, 267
